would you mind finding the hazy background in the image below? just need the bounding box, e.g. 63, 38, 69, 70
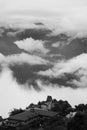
0, 0, 87, 117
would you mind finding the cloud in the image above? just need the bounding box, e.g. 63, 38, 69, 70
69, 69, 87, 88
14, 37, 49, 54
52, 42, 63, 48
1, 69, 87, 118
0, 0, 87, 36
0, 68, 31, 118
51, 40, 70, 48
38, 53, 87, 76
7, 29, 24, 37
38, 53, 87, 87
0, 52, 48, 66
0, 28, 4, 37
0, 68, 47, 118
0, 52, 86, 118
0, 0, 87, 118
0, 0, 86, 15
36, 80, 87, 107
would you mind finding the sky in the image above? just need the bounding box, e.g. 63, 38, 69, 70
0, 0, 86, 32
0, 0, 87, 117
0, 0, 86, 21
0, 0, 86, 13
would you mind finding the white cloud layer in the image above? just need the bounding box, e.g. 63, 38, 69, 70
0, 53, 48, 66
0, 0, 87, 35
0, 0, 87, 118
0, 0, 86, 14
36, 80, 87, 107
14, 37, 49, 54
1, 69, 87, 118
38, 53, 87, 87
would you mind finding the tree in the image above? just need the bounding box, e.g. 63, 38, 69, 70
52, 100, 71, 116
75, 104, 87, 112
9, 108, 24, 116
68, 112, 87, 130
75, 104, 85, 111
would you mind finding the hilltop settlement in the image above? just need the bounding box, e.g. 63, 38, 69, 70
0, 96, 87, 130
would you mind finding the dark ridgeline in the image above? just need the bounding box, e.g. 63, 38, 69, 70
0, 96, 87, 130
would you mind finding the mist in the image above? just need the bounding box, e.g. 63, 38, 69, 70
0, 0, 87, 119
0, 68, 87, 118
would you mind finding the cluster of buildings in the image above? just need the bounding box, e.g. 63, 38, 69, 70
26, 96, 55, 111
0, 96, 59, 130
1, 109, 58, 130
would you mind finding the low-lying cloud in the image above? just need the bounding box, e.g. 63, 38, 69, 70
0, 0, 87, 118
38, 53, 87, 88
14, 37, 49, 54
1, 68, 87, 118
0, 52, 48, 66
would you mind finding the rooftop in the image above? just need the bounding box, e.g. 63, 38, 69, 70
32, 109, 58, 117
9, 110, 38, 121
8, 109, 58, 122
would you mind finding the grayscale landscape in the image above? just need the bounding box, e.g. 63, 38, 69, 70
0, 0, 87, 130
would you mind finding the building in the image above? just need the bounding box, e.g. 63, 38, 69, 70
3, 109, 58, 130
3, 110, 40, 130
41, 104, 48, 110
34, 109, 58, 118
40, 96, 55, 110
